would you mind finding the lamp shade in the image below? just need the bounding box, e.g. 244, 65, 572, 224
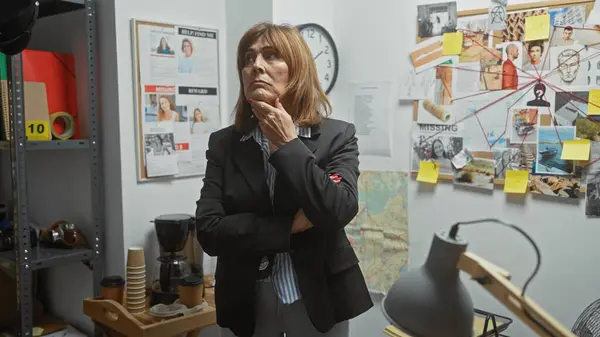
382, 232, 474, 337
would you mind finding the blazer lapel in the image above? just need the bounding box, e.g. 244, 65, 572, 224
299, 124, 321, 154
232, 137, 268, 196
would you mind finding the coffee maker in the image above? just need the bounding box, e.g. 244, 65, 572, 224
150, 214, 202, 305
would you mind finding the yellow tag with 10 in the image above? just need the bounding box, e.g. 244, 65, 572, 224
26, 120, 50, 141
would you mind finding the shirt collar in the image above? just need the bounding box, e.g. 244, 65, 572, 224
240, 125, 311, 142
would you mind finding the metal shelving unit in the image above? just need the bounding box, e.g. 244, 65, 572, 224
2, 0, 104, 336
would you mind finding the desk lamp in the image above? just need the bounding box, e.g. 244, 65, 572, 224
381, 219, 576, 337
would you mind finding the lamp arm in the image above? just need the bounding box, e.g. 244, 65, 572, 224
457, 251, 575, 337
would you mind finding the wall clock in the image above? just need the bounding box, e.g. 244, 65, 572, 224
297, 23, 339, 95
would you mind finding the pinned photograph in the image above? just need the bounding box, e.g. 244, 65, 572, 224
152, 36, 175, 55
510, 108, 539, 144
412, 132, 464, 175
502, 8, 548, 42
553, 89, 590, 130
523, 40, 550, 71
549, 6, 586, 28
550, 25, 579, 47
457, 14, 490, 63
529, 175, 580, 198
409, 36, 452, 73
453, 155, 495, 190
451, 148, 473, 169
548, 44, 589, 86
511, 143, 537, 172
493, 148, 520, 179
536, 126, 576, 175
417, 2, 458, 38
479, 46, 504, 90
488, 0, 508, 30
497, 41, 523, 90
586, 170, 600, 217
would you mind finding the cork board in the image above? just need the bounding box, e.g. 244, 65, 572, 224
411, 0, 596, 188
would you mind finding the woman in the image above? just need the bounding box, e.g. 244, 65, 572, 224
156, 37, 173, 55
193, 108, 208, 123
430, 138, 452, 173
157, 95, 179, 122
195, 23, 372, 337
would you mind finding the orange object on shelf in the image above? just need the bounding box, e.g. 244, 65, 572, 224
21, 49, 80, 139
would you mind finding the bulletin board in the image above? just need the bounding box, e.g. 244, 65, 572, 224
130, 19, 222, 182
409, 0, 600, 210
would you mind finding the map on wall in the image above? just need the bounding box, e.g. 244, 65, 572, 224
345, 171, 409, 294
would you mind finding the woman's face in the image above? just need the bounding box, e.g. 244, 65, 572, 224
242, 38, 289, 104
194, 110, 202, 118
159, 97, 170, 112
502, 151, 511, 162
183, 41, 192, 57
161, 38, 167, 48
432, 141, 444, 157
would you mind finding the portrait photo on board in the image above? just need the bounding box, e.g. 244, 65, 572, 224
412, 134, 463, 175
548, 44, 589, 86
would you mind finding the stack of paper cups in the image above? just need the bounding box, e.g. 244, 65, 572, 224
126, 247, 146, 314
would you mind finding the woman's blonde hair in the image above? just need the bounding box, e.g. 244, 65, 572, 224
233, 22, 332, 133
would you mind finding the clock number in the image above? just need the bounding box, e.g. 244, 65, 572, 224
327, 60, 332, 68
324, 45, 329, 54
309, 29, 315, 38
319, 34, 322, 43
325, 74, 330, 81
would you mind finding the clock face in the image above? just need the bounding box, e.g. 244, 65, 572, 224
298, 23, 339, 94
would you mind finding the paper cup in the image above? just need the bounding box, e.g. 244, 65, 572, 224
126, 286, 146, 293
126, 265, 146, 271
125, 280, 146, 289
126, 247, 145, 268
127, 288, 146, 295
126, 269, 146, 275
126, 273, 146, 280
126, 297, 146, 305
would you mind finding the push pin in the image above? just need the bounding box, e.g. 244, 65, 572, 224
585, 44, 589, 51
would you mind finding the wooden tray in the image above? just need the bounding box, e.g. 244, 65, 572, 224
83, 297, 216, 337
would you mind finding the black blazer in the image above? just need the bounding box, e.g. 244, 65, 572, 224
195, 118, 373, 337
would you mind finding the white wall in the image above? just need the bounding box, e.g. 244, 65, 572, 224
334, 0, 600, 336
93, 0, 600, 336
102, 0, 228, 336
108, 0, 226, 270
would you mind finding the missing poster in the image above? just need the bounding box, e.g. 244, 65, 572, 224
132, 20, 221, 181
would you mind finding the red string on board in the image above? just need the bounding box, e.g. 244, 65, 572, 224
418, 24, 600, 178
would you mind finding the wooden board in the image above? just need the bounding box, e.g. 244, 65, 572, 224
411, 0, 596, 186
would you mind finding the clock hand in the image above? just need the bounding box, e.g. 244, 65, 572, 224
314, 51, 323, 60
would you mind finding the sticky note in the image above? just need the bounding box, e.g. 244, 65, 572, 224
417, 161, 439, 184
442, 32, 463, 55
561, 139, 591, 161
525, 14, 550, 41
504, 170, 529, 194
589, 90, 600, 115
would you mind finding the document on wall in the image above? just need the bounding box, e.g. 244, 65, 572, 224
132, 19, 222, 181
349, 81, 392, 158
398, 68, 436, 100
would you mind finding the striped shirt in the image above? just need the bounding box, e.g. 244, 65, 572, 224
240, 125, 311, 304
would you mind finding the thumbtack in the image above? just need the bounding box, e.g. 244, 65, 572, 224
585, 44, 589, 51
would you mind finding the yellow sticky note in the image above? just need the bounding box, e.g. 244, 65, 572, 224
589, 90, 600, 115
504, 170, 529, 194
442, 32, 463, 55
561, 139, 591, 161
417, 161, 439, 184
25, 120, 50, 141
525, 14, 550, 41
